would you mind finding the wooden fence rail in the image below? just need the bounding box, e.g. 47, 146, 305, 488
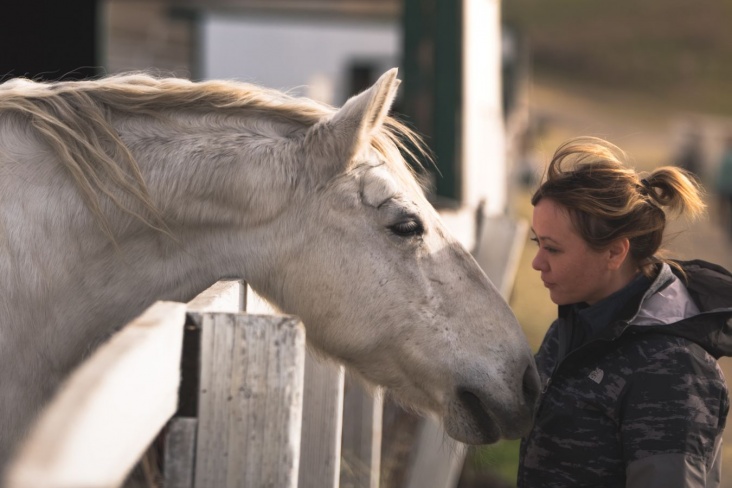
6, 302, 187, 488
4, 280, 374, 488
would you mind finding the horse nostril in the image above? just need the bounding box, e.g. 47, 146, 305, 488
457, 388, 484, 417
456, 387, 501, 440
522, 362, 541, 411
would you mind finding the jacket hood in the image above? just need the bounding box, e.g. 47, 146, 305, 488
630, 260, 732, 358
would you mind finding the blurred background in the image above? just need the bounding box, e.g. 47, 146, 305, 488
2, 1, 731, 486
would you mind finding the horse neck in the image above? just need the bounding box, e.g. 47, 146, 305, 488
118, 111, 301, 226
2, 109, 305, 361
112, 109, 307, 292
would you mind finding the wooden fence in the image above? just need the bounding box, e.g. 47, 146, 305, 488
4, 280, 382, 488
4, 215, 527, 488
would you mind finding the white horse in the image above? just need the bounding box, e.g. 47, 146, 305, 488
0, 68, 539, 468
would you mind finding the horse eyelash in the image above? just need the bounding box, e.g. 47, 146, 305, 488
389, 218, 424, 237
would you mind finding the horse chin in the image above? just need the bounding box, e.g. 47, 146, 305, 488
443, 409, 503, 446
444, 389, 533, 445
445, 424, 503, 446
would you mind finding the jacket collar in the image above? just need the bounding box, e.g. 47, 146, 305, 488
554, 260, 732, 359
629, 263, 700, 326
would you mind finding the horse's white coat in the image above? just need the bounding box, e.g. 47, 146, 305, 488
0, 69, 539, 468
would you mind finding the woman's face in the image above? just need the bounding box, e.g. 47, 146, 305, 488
531, 198, 618, 305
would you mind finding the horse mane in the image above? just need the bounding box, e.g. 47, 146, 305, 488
0, 73, 429, 240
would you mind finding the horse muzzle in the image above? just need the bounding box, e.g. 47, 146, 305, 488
445, 360, 541, 444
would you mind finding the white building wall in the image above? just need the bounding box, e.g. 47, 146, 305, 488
200, 5, 507, 249
201, 13, 400, 104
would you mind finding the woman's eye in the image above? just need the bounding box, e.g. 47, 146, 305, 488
389, 219, 424, 237
531, 237, 558, 254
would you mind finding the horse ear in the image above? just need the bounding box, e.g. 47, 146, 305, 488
312, 68, 400, 171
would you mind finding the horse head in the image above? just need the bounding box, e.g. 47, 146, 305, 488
251, 69, 540, 444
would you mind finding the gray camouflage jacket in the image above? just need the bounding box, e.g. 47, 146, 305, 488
518, 260, 732, 487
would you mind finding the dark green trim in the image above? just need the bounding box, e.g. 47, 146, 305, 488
401, 0, 462, 203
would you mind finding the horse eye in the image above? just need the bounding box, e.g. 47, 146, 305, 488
389, 218, 424, 237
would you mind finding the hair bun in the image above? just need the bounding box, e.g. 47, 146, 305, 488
639, 178, 652, 195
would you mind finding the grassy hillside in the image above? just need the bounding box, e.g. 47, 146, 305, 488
503, 0, 732, 114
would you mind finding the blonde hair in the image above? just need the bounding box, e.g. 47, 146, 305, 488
532, 137, 705, 276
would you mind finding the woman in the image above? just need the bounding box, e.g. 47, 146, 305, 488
518, 137, 732, 487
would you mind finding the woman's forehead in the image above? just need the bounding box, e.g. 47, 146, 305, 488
533, 199, 592, 247
533, 199, 573, 229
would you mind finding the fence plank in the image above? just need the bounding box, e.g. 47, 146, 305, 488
164, 418, 198, 488
187, 279, 244, 313
474, 215, 529, 300
403, 419, 464, 488
244, 284, 347, 488
6, 301, 187, 488
298, 357, 345, 488
193, 313, 306, 488
341, 380, 383, 488
177, 280, 245, 419
243, 283, 276, 315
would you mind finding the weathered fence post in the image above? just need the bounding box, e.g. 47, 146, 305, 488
164, 417, 198, 488
298, 358, 345, 488
244, 284, 346, 488
340, 381, 383, 488
162, 279, 247, 487
187, 279, 245, 314
191, 312, 306, 488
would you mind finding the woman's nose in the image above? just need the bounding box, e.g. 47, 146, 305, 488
531, 251, 544, 271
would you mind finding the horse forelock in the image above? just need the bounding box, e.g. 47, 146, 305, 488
0, 73, 431, 237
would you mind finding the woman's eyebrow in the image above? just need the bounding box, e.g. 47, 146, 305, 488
530, 230, 560, 244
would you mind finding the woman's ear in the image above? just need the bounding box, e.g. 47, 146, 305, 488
607, 237, 631, 270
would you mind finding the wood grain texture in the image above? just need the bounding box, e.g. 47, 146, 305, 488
187, 279, 244, 313
245, 283, 347, 488
298, 356, 345, 488
164, 417, 197, 488
341, 380, 383, 488
194, 313, 306, 488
